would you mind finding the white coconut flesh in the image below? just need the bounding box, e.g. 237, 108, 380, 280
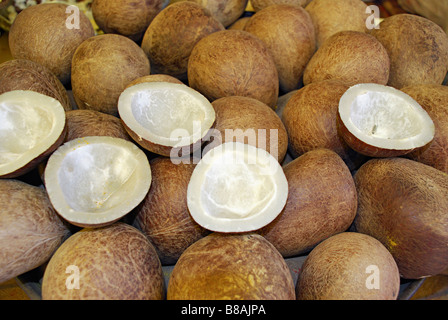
0, 90, 66, 177
118, 82, 216, 148
339, 83, 435, 150
187, 142, 288, 233
44, 136, 151, 226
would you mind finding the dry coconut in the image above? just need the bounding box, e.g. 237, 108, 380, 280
8, 3, 95, 85
244, 4, 316, 92
188, 0, 249, 27
71, 34, 150, 116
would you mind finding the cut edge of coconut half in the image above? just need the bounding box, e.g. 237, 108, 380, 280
118, 82, 216, 155
338, 83, 435, 157
187, 141, 288, 233
0, 90, 66, 178
44, 136, 152, 227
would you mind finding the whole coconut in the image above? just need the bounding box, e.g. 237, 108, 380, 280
0, 179, 69, 283
42, 222, 165, 300
8, 3, 95, 85
305, 0, 368, 48
188, 0, 248, 27
188, 30, 279, 109
0, 59, 71, 111
71, 34, 150, 115
281, 80, 367, 171
133, 157, 209, 265
303, 31, 390, 87
141, 2, 224, 80
250, 0, 311, 12
296, 232, 400, 300
125, 74, 184, 89
167, 233, 295, 299
354, 158, 448, 279
244, 4, 316, 92
207, 96, 288, 162
371, 14, 448, 89
92, 0, 163, 42
259, 149, 357, 257
401, 84, 448, 173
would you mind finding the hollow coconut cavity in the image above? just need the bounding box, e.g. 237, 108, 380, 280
44, 136, 152, 227
338, 83, 435, 157
118, 82, 216, 157
187, 142, 288, 233
0, 90, 66, 178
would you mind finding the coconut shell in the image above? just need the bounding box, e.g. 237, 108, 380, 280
370, 14, 448, 89
41, 222, 165, 300
305, 0, 368, 48
0, 59, 71, 111
281, 80, 367, 171
125, 74, 184, 90
296, 232, 400, 300
8, 3, 95, 86
92, 0, 163, 42
188, 30, 279, 109
401, 84, 448, 173
167, 233, 296, 300
0, 179, 70, 283
259, 149, 357, 257
208, 96, 288, 162
244, 4, 316, 92
354, 157, 448, 279
71, 34, 150, 115
303, 31, 390, 87
141, 1, 224, 81
133, 157, 209, 265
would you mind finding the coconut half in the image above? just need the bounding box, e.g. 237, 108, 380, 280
337, 83, 435, 157
118, 82, 216, 157
44, 136, 151, 227
187, 142, 288, 233
0, 90, 66, 178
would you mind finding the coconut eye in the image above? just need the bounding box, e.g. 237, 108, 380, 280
337, 83, 435, 157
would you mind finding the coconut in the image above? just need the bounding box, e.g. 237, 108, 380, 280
208, 96, 288, 162
0, 59, 71, 111
118, 82, 216, 158
167, 233, 295, 299
8, 3, 95, 86
0, 90, 67, 179
0, 179, 69, 283
227, 16, 250, 30
401, 84, 448, 173
281, 80, 366, 171
141, 1, 224, 81
371, 14, 448, 89
187, 142, 288, 233
92, 0, 163, 42
337, 83, 435, 158
188, 30, 279, 109
133, 157, 209, 265
125, 74, 184, 90
71, 34, 150, 116
354, 157, 448, 279
41, 222, 165, 300
64, 109, 131, 142
303, 31, 390, 87
44, 136, 152, 228
296, 232, 400, 300
188, 0, 248, 27
305, 0, 368, 48
259, 149, 357, 257
243, 4, 316, 93
250, 0, 311, 12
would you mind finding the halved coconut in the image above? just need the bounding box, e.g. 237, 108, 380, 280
44, 136, 151, 227
0, 90, 66, 178
118, 82, 216, 157
337, 83, 435, 157
187, 142, 288, 233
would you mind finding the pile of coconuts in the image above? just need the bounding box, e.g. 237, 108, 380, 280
0, 0, 448, 301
